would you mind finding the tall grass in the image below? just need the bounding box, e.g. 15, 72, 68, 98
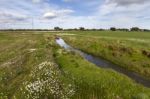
62, 35, 150, 79
54, 47, 150, 99
0, 31, 150, 99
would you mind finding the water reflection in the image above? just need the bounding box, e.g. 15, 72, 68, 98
56, 38, 71, 49
56, 38, 150, 87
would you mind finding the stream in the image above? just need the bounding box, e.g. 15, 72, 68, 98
56, 38, 150, 88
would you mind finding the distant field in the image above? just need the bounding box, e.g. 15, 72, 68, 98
0, 31, 150, 99
65, 31, 150, 40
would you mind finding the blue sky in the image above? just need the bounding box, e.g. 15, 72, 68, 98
0, 0, 150, 29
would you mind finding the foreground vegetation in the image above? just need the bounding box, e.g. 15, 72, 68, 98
0, 31, 150, 99
62, 31, 150, 79
0, 32, 74, 99
54, 47, 150, 99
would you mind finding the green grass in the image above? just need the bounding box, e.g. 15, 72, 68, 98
54, 47, 150, 99
61, 31, 150, 79
66, 31, 150, 40
0, 31, 150, 99
0, 32, 55, 98
0, 32, 75, 99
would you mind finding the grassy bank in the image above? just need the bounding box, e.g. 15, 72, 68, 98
61, 31, 150, 79
54, 46, 150, 99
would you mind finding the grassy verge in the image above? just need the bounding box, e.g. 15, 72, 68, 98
62, 35, 150, 79
0, 33, 75, 99
54, 46, 150, 99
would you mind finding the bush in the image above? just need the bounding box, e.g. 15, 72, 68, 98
110, 27, 116, 31
130, 27, 141, 31
79, 27, 85, 31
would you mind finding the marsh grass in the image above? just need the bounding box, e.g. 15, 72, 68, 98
0, 33, 53, 98
0, 32, 76, 99
0, 31, 150, 99
62, 35, 150, 79
54, 46, 150, 99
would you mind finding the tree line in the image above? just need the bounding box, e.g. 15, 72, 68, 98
0, 27, 150, 32
53, 27, 150, 32
110, 27, 150, 32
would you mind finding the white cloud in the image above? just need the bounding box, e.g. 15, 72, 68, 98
96, 0, 150, 29
106, 0, 149, 6
0, 10, 28, 23
57, 9, 74, 15
32, 0, 41, 3
43, 12, 57, 19
0, 0, 150, 29
42, 9, 74, 20
100, 0, 150, 15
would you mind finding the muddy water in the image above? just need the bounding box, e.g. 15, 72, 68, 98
56, 38, 150, 88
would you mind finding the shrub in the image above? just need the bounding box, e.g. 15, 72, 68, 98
110, 27, 116, 31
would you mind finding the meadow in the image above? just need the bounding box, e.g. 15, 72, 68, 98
0, 31, 150, 99
62, 31, 150, 79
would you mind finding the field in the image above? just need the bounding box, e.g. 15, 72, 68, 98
61, 31, 150, 79
0, 31, 150, 99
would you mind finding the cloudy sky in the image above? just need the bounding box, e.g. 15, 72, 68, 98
0, 0, 150, 29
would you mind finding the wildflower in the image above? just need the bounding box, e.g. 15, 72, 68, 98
22, 61, 75, 99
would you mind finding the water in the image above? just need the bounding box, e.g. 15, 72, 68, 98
56, 38, 150, 87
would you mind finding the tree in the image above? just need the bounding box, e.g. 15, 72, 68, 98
79, 27, 85, 31
117, 28, 129, 31
130, 27, 140, 31
98, 29, 105, 31
143, 29, 150, 32
54, 27, 63, 31
110, 27, 116, 31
